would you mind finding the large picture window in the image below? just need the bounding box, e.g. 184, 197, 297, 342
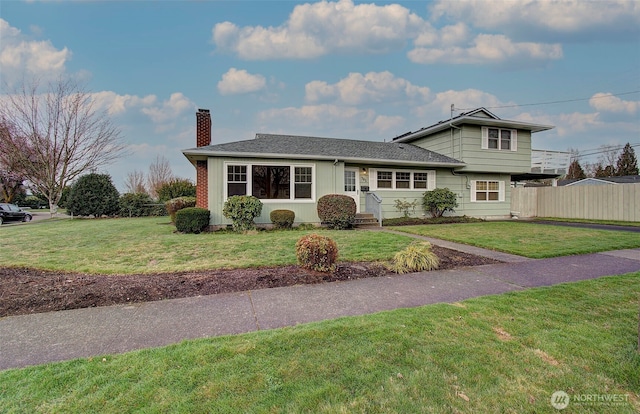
482, 127, 517, 151
226, 163, 314, 201
471, 180, 505, 202
371, 169, 436, 191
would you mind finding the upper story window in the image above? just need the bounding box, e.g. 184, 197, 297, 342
482, 127, 517, 151
370, 169, 436, 191
226, 163, 314, 201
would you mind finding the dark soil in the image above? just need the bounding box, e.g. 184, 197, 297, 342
0, 246, 499, 318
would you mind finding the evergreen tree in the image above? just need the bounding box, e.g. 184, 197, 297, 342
594, 163, 615, 178
566, 159, 586, 179
615, 143, 639, 176
67, 173, 120, 217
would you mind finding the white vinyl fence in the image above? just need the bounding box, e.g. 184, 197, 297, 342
511, 184, 640, 222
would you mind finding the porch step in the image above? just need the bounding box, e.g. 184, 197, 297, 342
353, 213, 379, 227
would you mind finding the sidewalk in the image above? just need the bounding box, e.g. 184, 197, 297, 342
1, 238, 639, 371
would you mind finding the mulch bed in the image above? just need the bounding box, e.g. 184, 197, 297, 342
0, 246, 499, 317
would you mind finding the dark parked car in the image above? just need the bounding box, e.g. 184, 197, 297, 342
0, 203, 33, 225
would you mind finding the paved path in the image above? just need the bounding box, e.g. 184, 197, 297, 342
1, 238, 638, 371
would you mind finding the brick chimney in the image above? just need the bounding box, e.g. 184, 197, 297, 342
195, 109, 211, 209
196, 108, 211, 147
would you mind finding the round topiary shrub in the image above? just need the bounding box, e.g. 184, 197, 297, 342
389, 242, 439, 274
175, 207, 210, 234
165, 196, 196, 223
295, 233, 339, 273
270, 209, 295, 229
317, 194, 356, 229
222, 195, 263, 232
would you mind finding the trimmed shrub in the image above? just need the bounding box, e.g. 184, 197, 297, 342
295, 233, 339, 273
119, 193, 155, 217
270, 209, 295, 229
389, 242, 439, 274
165, 196, 196, 223
422, 188, 458, 218
223, 195, 263, 232
317, 194, 356, 229
66, 173, 120, 217
175, 207, 210, 233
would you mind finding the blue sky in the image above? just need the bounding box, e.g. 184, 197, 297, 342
1, 0, 639, 190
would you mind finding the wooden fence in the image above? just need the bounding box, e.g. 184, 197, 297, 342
511, 184, 640, 222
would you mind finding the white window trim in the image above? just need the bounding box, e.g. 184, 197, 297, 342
481, 127, 518, 151
369, 169, 436, 191
224, 162, 316, 202
470, 180, 505, 202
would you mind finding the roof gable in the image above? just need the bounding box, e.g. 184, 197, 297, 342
392, 107, 553, 143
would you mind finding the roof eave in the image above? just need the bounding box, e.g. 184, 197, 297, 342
182, 149, 465, 168
394, 117, 555, 143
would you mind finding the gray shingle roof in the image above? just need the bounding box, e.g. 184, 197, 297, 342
183, 133, 464, 167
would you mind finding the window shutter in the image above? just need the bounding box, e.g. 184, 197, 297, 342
499, 181, 505, 201
481, 127, 488, 149
470, 180, 477, 202
511, 130, 518, 152
369, 168, 377, 191
427, 170, 436, 190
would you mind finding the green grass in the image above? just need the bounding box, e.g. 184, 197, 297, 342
535, 217, 640, 227
391, 221, 640, 258
0, 217, 414, 274
1, 274, 638, 413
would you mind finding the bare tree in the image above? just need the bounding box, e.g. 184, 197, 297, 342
147, 155, 174, 199
0, 78, 127, 212
124, 169, 148, 194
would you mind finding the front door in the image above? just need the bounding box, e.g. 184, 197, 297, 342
344, 168, 360, 212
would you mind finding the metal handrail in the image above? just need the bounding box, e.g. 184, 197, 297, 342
365, 192, 383, 226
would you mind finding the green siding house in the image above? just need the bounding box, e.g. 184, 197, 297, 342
182, 108, 558, 227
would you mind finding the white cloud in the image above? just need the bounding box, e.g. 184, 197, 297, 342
371, 115, 405, 133
305, 71, 430, 105
589, 93, 639, 115
0, 19, 70, 84
430, 0, 640, 40
141, 92, 194, 124
217, 68, 267, 95
409, 34, 562, 65
257, 104, 380, 137
413, 89, 507, 118
212, 0, 425, 60
91, 91, 157, 115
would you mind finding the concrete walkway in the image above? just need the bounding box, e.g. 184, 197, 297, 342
1, 237, 639, 371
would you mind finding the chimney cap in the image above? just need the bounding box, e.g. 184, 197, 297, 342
198, 108, 210, 113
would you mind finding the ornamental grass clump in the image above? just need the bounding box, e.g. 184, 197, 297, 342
389, 241, 439, 274
295, 233, 339, 273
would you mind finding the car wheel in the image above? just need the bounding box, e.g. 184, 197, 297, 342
0, 217, 3, 225
23, 214, 32, 222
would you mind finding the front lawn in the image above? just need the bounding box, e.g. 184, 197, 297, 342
1, 273, 638, 413
391, 221, 640, 258
0, 218, 415, 274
